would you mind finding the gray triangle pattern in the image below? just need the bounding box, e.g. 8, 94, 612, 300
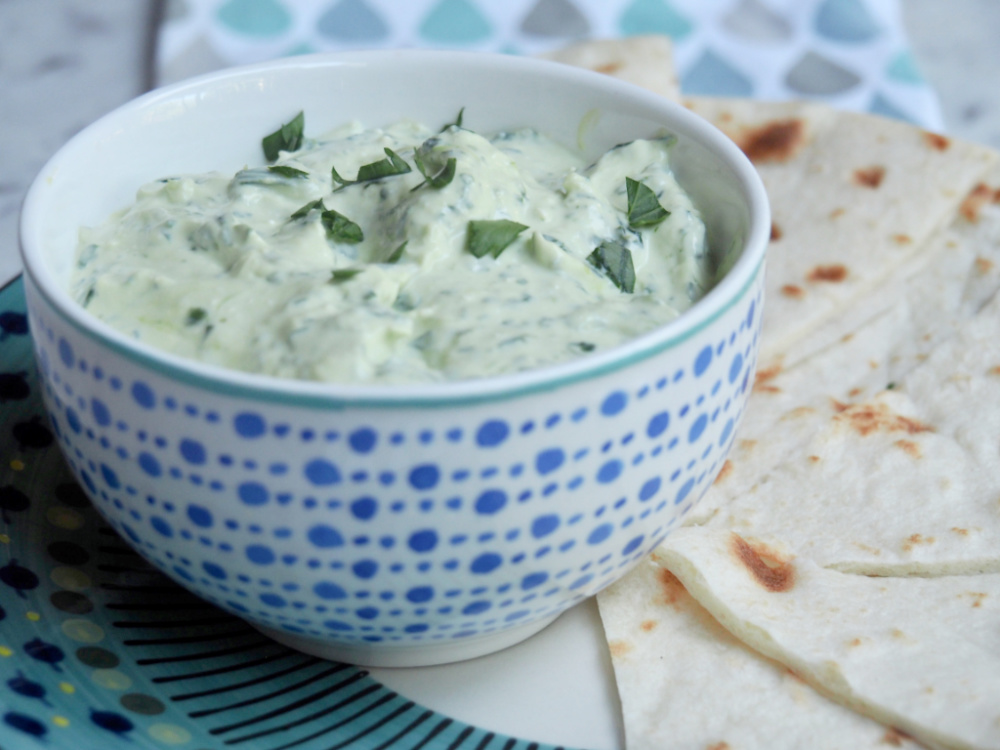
722, 0, 793, 42
785, 50, 861, 95
520, 0, 590, 38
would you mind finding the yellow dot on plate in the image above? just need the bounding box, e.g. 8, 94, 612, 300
148, 724, 192, 745
60, 682, 76, 694
61, 618, 105, 644
91, 669, 132, 691
51, 567, 91, 591
0, 646, 12, 657
10, 459, 25, 471
53, 716, 70, 728
0, 533, 9, 544
26, 611, 41, 622
46, 506, 85, 530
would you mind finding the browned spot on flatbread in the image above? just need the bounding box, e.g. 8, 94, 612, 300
848, 387, 864, 398
975, 257, 995, 274
755, 363, 782, 383
707, 743, 731, 750
608, 639, 632, 658
848, 637, 864, 647
755, 384, 781, 394
893, 233, 912, 244
952, 527, 970, 536
785, 668, 806, 684
730, 534, 795, 593
960, 182, 994, 222
902, 533, 936, 552
830, 398, 850, 413
807, 455, 820, 463
738, 119, 805, 163
807, 264, 848, 282
922, 131, 951, 151
594, 62, 622, 75
894, 439, 922, 459
853, 166, 886, 188
714, 459, 733, 484
782, 406, 816, 420
655, 567, 686, 610
829, 207, 846, 220
781, 284, 804, 298
739, 438, 757, 451
835, 401, 933, 437
882, 727, 915, 747
770, 222, 783, 241
989, 365, 1000, 376
961, 592, 988, 608
639, 619, 658, 632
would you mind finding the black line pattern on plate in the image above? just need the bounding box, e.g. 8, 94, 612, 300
93, 532, 572, 750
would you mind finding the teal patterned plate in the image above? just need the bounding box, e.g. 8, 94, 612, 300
0, 277, 601, 750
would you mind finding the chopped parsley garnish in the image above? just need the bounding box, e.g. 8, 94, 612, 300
185, 307, 207, 326
572, 341, 596, 353
385, 241, 407, 264
329, 164, 352, 187
356, 148, 412, 182
440, 107, 465, 132
466, 219, 528, 259
290, 198, 325, 220
321, 208, 364, 244
587, 241, 635, 293
413, 139, 457, 191
886, 382, 897, 390
332, 148, 412, 188
262, 111, 305, 162
330, 268, 363, 284
626, 177, 670, 228
267, 165, 309, 178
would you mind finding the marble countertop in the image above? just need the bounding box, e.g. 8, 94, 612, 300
3, 0, 1000, 286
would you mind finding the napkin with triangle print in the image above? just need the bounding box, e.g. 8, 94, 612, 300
157, 0, 942, 129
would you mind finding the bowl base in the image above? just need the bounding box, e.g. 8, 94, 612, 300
252, 612, 562, 668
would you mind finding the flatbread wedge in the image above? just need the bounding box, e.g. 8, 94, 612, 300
597, 551, 922, 750
685, 97, 998, 370
539, 36, 680, 101
658, 528, 1000, 750
693, 171, 1000, 528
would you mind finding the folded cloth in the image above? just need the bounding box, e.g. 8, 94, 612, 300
156, 0, 942, 129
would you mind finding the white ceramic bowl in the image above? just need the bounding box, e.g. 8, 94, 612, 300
19, 50, 768, 667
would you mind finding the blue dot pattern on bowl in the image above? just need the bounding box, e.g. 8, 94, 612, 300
25, 272, 763, 652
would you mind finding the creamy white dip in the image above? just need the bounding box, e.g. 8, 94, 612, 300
71, 115, 710, 384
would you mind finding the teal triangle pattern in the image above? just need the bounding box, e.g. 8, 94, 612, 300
216, 0, 292, 37
869, 91, 916, 123
283, 41, 316, 56
886, 50, 924, 84
814, 0, 882, 43
619, 0, 693, 40
316, 0, 389, 43
419, 0, 493, 44
682, 50, 754, 97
